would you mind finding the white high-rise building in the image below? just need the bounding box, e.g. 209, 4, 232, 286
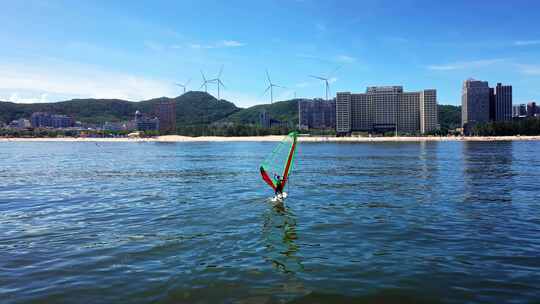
336, 86, 439, 135
336, 92, 352, 134
420, 89, 438, 134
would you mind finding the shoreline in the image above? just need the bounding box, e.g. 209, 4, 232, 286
1, 135, 540, 142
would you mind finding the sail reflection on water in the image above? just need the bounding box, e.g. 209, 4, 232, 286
262, 203, 304, 275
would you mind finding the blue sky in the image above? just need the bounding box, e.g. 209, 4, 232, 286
1, 0, 539, 107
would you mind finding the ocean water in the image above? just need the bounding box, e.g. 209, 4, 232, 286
1, 141, 540, 303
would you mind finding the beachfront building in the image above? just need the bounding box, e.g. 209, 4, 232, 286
336, 93, 351, 134
513, 104, 527, 118
8, 118, 31, 129
495, 83, 513, 121
527, 102, 537, 117
260, 110, 271, 128
134, 110, 159, 131
336, 86, 438, 135
462, 79, 513, 133
260, 110, 288, 128
462, 79, 490, 132
31, 112, 74, 128
298, 99, 336, 130
156, 101, 176, 134
103, 121, 135, 131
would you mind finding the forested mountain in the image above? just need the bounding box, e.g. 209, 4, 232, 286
222, 99, 300, 125
1, 92, 462, 130
0, 91, 239, 126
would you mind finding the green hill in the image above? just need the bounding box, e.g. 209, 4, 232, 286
0, 91, 239, 126
1, 93, 462, 132
223, 99, 300, 125
438, 104, 461, 130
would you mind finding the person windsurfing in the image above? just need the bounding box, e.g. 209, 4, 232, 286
259, 132, 298, 201
274, 174, 284, 197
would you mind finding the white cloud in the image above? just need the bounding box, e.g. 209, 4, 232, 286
297, 53, 357, 64
516, 64, 540, 75
382, 36, 409, 43
143, 40, 164, 52
335, 55, 356, 63
427, 58, 508, 71
0, 58, 177, 103
221, 90, 266, 108
189, 43, 203, 49
4, 92, 50, 103
514, 40, 540, 46
295, 82, 311, 88
188, 40, 246, 49
220, 40, 245, 47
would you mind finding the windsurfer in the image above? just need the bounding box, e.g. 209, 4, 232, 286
274, 174, 284, 196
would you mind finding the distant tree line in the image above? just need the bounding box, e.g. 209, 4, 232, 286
470, 118, 540, 136
176, 124, 293, 137
0, 129, 80, 138
0, 128, 157, 138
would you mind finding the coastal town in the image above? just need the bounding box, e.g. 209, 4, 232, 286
1, 78, 539, 140
3, 2, 540, 304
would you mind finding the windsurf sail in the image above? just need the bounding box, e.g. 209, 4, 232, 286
260, 131, 298, 191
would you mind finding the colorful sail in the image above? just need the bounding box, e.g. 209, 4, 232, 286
260, 131, 298, 191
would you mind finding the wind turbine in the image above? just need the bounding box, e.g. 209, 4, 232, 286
209, 65, 226, 100
309, 66, 341, 101
199, 70, 214, 93
264, 69, 286, 104
175, 78, 191, 94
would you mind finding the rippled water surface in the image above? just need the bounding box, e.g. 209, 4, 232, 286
1, 141, 540, 303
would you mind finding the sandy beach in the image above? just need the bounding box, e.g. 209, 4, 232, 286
1, 135, 540, 142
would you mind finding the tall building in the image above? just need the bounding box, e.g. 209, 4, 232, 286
260, 110, 288, 129
462, 79, 490, 130
260, 110, 270, 128
8, 118, 31, 129
298, 99, 336, 130
134, 110, 159, 131
350, 93, 371, 131
495, 83, 512, 121
527, 102, 537, 117
512, 104, 527, 118
420, 89, 438, 134
156, 102, 176, 134
399, 92, 420, 133
369, 86, 401, 132
462, 79, 513, 133
489, 87, 496, 121
335, 86, 438, 135
31, 112, 74, 128
336, 93, 351, 134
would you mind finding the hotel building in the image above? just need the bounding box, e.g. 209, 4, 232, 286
336, 86, 438, 135
298, 99, 336, 130
156, 101, 176, 134
462, 79, 513, 133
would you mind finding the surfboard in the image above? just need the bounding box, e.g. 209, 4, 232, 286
270, 192, 288, 203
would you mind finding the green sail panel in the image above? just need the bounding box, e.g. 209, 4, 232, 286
260, 131, 298, 190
